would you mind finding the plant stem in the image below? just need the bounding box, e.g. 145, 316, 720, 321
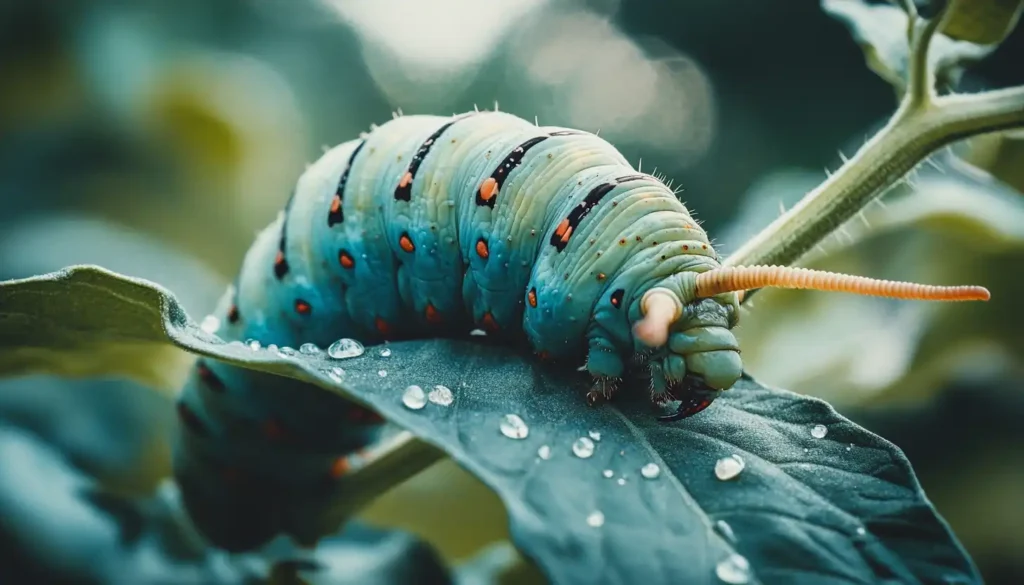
724, 84, 1024, 271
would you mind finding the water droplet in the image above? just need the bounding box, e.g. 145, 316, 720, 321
469, 329, 487, 336
715, 553, 751, 584
267, 344, 279, 352
714, 520, 737, 544
714, 455, 745, 481
327, 338, 365, 359
811, 424, 828, 439
616, 478, 626, 486
641, 463, 661, 479
855, 526, 867, 536
200, 315, 220, 333
326, 367, 344, 383
537, 445, 552, 460
378, 370, 388, 378
299, 343, 320, 355
246, 339, 262, 350
379, 347, 392, 357
499, 414, 529, 439
846, 443, 853, 451
428, 385, 453, 406
278, 346, 298, 356
586, 511, 605, 527
402, 385, 426, 410
588, 430, 602, 441
602, 469, 614, 478
572, 437, 595, 458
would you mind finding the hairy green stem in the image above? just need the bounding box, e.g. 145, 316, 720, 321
724, 84, 1024, 271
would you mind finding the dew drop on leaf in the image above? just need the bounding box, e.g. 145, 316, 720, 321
326, 367, 344, 383
267, 344, 278, 352
714, 455, 745, 481
299, 343, 320, 355
378, 370, 388, 378
714, 519, 737, 544
200, 315, 220, 333
328, 338, 364, 359
586, 511, 605, 528
602, 469, 614, 478
572, 437, 595, 458
428, 385, 453, 406
715, 553, 751, 584
246, 339, 262, 350
278, 346, 298, 357
641, 463, 661, 479
811, 424, 828, 439
537, 444, 552, 460
379, 347, 392, 357
616, 478, 626, 486
470, 329, 487, 336
588, 430, 602, 441
499, 414, 529, 439
402, 385, 426, 410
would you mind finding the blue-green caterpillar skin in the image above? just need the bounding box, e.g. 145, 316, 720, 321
175, 111, 742, 551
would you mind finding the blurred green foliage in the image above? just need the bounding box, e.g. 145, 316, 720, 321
1, 0, 1022, 583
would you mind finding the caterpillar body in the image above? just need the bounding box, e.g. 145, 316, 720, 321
175, 110, 990, 551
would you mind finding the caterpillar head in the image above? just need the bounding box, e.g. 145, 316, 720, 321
630, 266, 990, 421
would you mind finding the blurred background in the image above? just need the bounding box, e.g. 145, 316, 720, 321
0, 0, 1021, 583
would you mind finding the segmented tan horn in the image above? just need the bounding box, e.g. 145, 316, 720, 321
694, 266, 990, 301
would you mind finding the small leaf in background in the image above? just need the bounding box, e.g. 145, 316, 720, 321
822, 0, 995, 92
0, 266, 982, 584
940, 0, 1024, 45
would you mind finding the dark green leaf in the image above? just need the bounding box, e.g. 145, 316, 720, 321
0, 266, 982, 584
822, 0, 994, 92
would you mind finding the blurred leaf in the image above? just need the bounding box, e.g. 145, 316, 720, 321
941, 0, 1024, 45
822, 0, 995, 92
0, 266, 981, 584
732, 161, 1024, 406
962, 128, 1024, 193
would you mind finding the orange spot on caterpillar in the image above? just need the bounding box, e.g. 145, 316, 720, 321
476, 238, 489, 259
375, 317, 391, 336
481, 311, 499, 333
554, 218, 570, 239
597, 273, 606, 281
329, 456, 351, 478
294, 299, 312, 315
560, 225, 573, 244
527, 288, 538, 308
479, 177, 498, 201
399, 171, 412, 189
330, 196, 341, 213
338, 250, 355, 269
262, 418, 286, 440
399, 232, 415, 253
683, 245, 689, 250
610, 288, 625, 308
425, 302, 442, 324
227, 305, 240, 323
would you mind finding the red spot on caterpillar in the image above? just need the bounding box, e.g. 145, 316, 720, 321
262, 418, 286, 440
596, 273, 606, 282
399, 171, 412, 189
475, 238, 489, 259
273, 251, 289, 279
375, 317, 391, 336
196, 362, 224, 392
294, 299, 312, 316
479, 177, 498, 202
425, 303, 442, 324
329, 456, 351, 478
610, 288, 625, 308
330, 196, 341, 214
560, 226, 573, 244
527, 288, 538, 308
227, 304, 240, 323
176, 402, 206, 435
338, 250, 355, 269
399, 232, 415, 253
683, 245, 689, 251
480, 311, 499, 333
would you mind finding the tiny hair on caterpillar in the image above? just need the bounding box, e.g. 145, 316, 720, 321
175, 109, 989, 549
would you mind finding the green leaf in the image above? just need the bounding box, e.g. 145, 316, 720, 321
0, 266, 982, 584
941, 0, 1024, 46
822, 0, 994, 92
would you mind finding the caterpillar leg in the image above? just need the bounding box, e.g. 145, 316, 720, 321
584, 336, 624, 406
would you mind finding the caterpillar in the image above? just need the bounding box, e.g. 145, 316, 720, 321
174, 110, 989, 551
